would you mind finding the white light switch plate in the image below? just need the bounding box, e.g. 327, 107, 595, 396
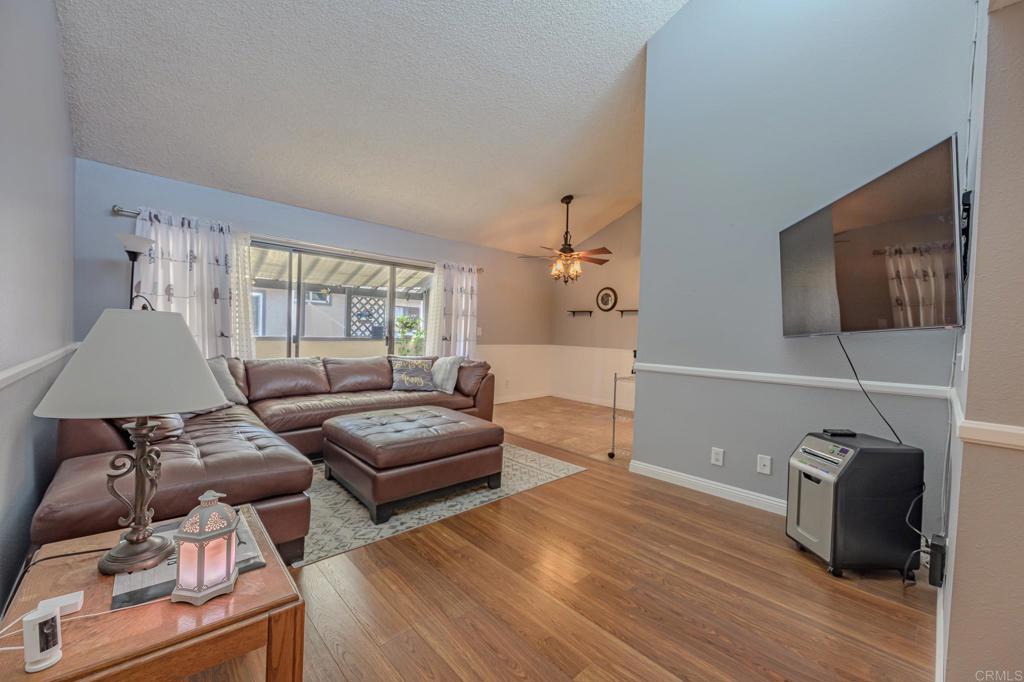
757, 454, 772, 475
710, 447, 724, 466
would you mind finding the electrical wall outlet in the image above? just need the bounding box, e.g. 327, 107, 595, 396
710, 447, 724, 466
756, 454, 772, 475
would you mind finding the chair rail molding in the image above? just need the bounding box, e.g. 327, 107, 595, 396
634, 362, 952, 400
957, 419, 1024, 452
0, 343, 78, 392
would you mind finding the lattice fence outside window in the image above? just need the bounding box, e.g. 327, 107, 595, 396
350, 295, 386, 338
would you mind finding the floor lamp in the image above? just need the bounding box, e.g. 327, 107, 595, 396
116, 233, 156, 308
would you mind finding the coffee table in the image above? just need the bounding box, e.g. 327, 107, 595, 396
0, 505, 303, 681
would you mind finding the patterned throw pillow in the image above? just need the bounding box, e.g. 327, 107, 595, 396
390, 357, 436, 391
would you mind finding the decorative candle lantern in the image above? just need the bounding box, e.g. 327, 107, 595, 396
171, 490, 239, 605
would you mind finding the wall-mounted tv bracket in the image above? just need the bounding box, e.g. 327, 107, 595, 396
960, 189, 972, 283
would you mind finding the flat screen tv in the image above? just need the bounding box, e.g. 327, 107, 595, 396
779, 136, 962, 337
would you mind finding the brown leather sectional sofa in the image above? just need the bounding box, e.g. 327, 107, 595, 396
30, 356, 494, 563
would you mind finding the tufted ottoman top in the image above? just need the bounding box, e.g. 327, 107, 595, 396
323, 406, 504, 469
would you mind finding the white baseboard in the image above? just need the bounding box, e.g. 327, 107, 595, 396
494, 390, 550, 405
551, 391, 613, 408
629, 460, 787, 516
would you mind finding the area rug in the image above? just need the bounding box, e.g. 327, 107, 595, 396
295, 443, 585, 566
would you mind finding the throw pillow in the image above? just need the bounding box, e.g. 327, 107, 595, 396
207, 355, 248, 404
390, 357, 436, 391
456, 360, 491, 396
431, 356, 464, 394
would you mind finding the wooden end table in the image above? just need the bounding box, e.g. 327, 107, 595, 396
0, 505, 303, 681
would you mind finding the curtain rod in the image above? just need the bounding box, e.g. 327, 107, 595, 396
112, 205, 141, 218
110, 205, 482, 272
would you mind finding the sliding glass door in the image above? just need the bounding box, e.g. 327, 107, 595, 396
249, 242, 432, 359
250, 244, 296, 358
393, 266, 433, 355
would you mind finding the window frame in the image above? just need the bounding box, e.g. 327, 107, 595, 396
251, 290, 267, 337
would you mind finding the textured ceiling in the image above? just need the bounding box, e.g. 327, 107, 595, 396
56, 0, 685, 253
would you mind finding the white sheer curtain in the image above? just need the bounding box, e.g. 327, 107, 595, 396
133, 208, 245, 358
425, 262, 478, 358
885, 241, 956, 328
229, 232, 255, 359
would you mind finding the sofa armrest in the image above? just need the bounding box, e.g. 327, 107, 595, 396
473, 373, 495, 421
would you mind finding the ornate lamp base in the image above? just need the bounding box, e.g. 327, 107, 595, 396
98, 534, 174, 575
99, 416, 171, 574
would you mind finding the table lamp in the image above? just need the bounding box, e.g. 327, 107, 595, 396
35, 309, 226, 574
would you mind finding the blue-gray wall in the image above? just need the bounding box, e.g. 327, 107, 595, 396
74, 160, 552, 346
0, 0, 76, 603
636, 0, 976, 533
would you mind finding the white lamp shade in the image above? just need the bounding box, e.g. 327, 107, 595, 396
35, 309, 227, 419
116, 232, 156, 255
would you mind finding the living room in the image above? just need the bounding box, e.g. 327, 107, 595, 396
2, 1, 1022, 680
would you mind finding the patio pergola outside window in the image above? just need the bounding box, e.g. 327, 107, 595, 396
249, 243, 432, 359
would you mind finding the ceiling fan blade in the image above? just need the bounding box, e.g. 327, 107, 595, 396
518, 254, 557, 260
576, 247, 612, 256
539, 246, 560, 252
578, 256, 609, 265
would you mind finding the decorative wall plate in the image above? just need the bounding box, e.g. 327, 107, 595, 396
596, 287, 618, 312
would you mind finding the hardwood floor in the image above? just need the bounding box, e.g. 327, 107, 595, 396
188, 430, 935, 681
494, 396, 633, 465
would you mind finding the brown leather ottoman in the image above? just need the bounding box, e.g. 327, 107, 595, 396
322, 406, 504, 523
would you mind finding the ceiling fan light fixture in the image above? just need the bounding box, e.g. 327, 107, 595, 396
551, 253, 582, 284
536, 193, 611, 284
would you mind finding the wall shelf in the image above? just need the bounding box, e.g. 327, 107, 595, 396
568, 310, 593, 318
618, 309, 639, 317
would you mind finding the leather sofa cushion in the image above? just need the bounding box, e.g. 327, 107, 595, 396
324, 356, 392, 393
456, 361, 491, 396
32, 406, 313, 546
56, 419, 129, 462
323, 406, 504, 469
251, 390, 473, 433
246, 357, 330, 401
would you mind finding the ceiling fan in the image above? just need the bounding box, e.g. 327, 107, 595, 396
520, 195, 612, 284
